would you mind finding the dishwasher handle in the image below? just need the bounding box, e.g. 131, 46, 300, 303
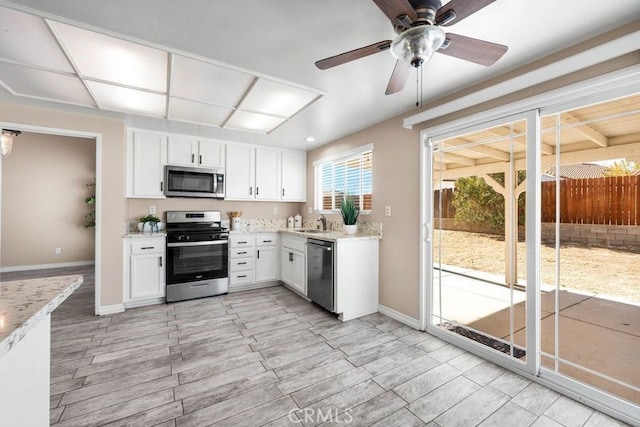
306, 241, 333, 251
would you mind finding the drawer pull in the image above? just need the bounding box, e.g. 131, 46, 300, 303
238, 251, 248, 255
263, 240, 272, 243
238, 241, 248, 244
238, 262, 247, 265
238, 275, 247, 278
141, 246, 154, 250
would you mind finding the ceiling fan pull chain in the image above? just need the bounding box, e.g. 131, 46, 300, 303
416, 68, 419, 108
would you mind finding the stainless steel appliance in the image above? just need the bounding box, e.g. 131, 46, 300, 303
165, 211, 228, 302
306, 238, 334, 312
164, 165, 224, 198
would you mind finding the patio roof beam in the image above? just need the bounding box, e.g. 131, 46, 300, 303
560, 112, 609, 147
439, 152, 476, 166
481, 174, 506, 196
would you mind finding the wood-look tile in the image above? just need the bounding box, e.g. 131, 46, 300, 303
325, 326, 381, 349
362, 345, 427, 377
251, 322, 312, 341
74, 348, 171, 378
434, 386, 511, 427
394, 363, 462, 403
479, 401, 538, 427
51, 349, 87, 365
291, 367, 372, 408
372, 355, 440, 390
370, 407, 426, 427
50, 406, 64, 424
274, 348, 347, 380
171, 344, 252, 375
301, 379, 385, 427
180, 336, 256, 361
210, 395, 297, 427
543, 396, 594, 427
241, 318, 303, 337
408, 376, 481, 423
259, 334, 326, 359
182, 371, 279, 414
346, 338, 408, 366
414, 335, 449, 353
100, 401, 183, 427
84, 331, 172, 356
313, 319, 369, 340
261, 413, 302, 427
584, 411, 630, 427
339, 332, 398, 356
488, 370, 531, 397
241, 312, 299, 329
82, 353, 181, 386
60, 375, 178, 420
250, 328, 316, 352
90, 337, 178, 364
463, 360, 506, 386
261, 341, 333, 370
168, 330, 245, 355
173, 362, 265, 401
177, 351, 263, 384
447, 351, 485, 372
98, 328, 175, 346
175, 384, 282, 427
50, 392, 63, 409
276, 359, 355, 395
330, 390, 406, 426
54, 389, 174, 427
50, 377, 85, 395
51, 370, 76, 385
60, 366, 172, 406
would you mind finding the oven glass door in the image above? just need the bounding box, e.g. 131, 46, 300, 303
166, 241, 228, 284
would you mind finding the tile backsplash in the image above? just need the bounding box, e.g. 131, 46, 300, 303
225, 217, 382, 236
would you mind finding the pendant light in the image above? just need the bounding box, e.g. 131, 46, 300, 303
1, 129, 21, 158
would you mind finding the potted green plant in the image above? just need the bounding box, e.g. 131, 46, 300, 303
340, 196, 359, 235
138, 214, 164, 233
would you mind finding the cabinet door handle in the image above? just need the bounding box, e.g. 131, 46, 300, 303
289, 252, 293, 262
282, 188, 285, 197
256, 186, 259, 196
199, 154, 202, 164
191, 153, 195, 163
238, 241, 248, 244
257, 250, 260, 259
249, 187, 253, 195
160, 182, 163, 192
159, 257, 163, 267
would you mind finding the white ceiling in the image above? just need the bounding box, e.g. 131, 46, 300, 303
0, 0, 639, 150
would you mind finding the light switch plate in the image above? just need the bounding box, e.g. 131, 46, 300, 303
385, 206, 391, 216
149, 205, 156, 214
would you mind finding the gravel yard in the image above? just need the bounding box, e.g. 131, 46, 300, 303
433, 229, 640, 302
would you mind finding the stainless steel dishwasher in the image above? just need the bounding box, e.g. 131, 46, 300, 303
306, 238, 334, 312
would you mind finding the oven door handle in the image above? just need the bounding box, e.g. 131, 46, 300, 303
167, 241, 228, 247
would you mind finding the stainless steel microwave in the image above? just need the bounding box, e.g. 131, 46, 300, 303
164, 165, 224, 198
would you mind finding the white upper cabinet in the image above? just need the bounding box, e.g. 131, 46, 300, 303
281, 150, 306, 202
127, 130, 166, 198
255, 147, 280, 200
226, 144, 255, 200
167, 136, 225, 169
226, 144, 306, 202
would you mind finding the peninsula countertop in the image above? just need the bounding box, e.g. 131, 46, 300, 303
0, 275, 83, 358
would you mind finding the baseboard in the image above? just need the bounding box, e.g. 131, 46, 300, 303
378, 304, 421, 330
229, 281, 281, 293
98, 304, 125, 316
0, 260, 95, 273
124, 297, 165, 309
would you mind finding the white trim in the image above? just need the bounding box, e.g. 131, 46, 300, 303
378, 304, 421, 330
0, 260, 94, 273
0, 121, 103, 316
229, 281, 282, 293
312, 143, 373, 167
124, 297, 164, 309
97, 304, 125, 316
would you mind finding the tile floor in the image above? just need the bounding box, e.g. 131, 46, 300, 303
4, 266, 632, 426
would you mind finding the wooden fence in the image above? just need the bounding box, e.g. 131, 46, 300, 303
434, 176, 640, 226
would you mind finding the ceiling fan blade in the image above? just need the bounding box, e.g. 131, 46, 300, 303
372, 0, 417, 24
436, 0, 496, 26
385, 60, 412, 95
438, 33, 507, 66
315, 40, 392, 70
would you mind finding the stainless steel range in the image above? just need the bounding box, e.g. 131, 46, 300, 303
165, 211, 229, 302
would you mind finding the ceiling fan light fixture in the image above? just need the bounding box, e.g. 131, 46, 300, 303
1, 129, 22, 158
391, 25, 445, 68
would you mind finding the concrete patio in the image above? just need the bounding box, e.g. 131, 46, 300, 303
432, 265, 640, 405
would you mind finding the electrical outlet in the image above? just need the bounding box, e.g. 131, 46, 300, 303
55, 247, 62, 255
385, 206, 391, 216
273, 206, 278, 214
308, 206, 312, 214
149, 205, 156, 215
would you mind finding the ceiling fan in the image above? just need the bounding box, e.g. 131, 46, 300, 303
315, 0, 508, 95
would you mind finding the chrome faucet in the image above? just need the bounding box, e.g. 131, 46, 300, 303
318, 215, 327, 231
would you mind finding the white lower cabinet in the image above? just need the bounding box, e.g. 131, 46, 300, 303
124, 237, 165, 307
280, 235, 306, 296
229, 233, 279, 291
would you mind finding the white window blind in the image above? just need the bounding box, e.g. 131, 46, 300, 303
314, 145, 372, 212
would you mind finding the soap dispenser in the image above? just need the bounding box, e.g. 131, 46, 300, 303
287, 215, 294, 228
294, 213, 302, 228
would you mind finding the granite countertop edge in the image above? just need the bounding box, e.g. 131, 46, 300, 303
123, 232, 167, 238
0, 275, 83, 359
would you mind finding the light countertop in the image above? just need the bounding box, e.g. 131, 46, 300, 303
123, 231, 167, 238
230, 228, 382, 242
0, 275, 83, 358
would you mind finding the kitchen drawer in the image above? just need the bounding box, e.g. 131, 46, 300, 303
281, 236, 305, 253
130, 238, 165, 255
256, 233, 278, 247
230, 257, 255, 272
229, 234, 254, 248
230, 247, 255, 258
229, 270, 255, 285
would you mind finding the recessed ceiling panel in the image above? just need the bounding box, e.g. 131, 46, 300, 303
224, 110, 286, 134
0, 62, 94, 106
239, 78, 321, 117
168, 97, 232, 127
171, 55, 254, 107
0, 8, 74, 72
50, 21, 167, 92
86, 81, 165, 117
